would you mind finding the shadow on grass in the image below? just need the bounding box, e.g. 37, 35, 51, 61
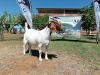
83, 35, 97, 40
51, 38, 97, 43
26, 49, 57, 60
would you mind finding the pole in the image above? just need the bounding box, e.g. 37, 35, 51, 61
96, 32, 99, 43
96, 22, 100, 43
0, 25, 4, 41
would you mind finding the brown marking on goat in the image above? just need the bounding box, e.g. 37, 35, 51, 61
48, 20, 63, 32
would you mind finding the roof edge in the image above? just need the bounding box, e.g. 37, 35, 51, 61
36, 8, 82, 10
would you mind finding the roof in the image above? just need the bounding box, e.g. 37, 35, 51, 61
37, 8, 82, 11
36, 8, 82, 14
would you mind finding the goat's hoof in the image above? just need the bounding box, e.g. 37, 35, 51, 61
29, 53, 32, 55
45, 57, 48, 60
23, 52, 26, 54
39, 59, 42, 62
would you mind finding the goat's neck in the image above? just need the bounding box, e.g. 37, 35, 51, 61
42, 26, 51, 39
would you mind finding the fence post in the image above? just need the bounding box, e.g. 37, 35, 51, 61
0, 26, 4, 41
96, 22, 100, 43
96, 32, 99, 43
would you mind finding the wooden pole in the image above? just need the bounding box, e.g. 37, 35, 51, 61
0, 26, 4, 41
96, 22, 100, 43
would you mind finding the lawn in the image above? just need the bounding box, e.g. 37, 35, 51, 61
50, 36, 100, 64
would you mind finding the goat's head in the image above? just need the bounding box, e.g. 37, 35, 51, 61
48, 20, 63, 32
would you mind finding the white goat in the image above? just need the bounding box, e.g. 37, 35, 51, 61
23, 20, 63, 61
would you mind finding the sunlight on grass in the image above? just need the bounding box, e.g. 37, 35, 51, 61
50, 36, 100, 64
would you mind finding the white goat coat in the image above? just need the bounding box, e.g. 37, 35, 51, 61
23, 26, 50, 46
23, 23, 51, 61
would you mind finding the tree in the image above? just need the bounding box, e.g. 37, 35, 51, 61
1, 11, 11, 32
1, 12, 49, 30
17, 13, 26, 27
33, 14, 49, 29
81, 2, 96, 35
3, 11, 9, 24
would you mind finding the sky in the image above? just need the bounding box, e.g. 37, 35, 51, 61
0, 0, 92, 16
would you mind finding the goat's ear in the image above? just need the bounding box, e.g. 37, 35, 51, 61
48, 21, 56, 32
50, 24, 56, 32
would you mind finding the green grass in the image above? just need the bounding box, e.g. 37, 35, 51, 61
50, 36, 100, 64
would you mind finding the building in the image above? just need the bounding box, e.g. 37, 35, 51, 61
37, 8, 82, 38
36, 8, 82, 16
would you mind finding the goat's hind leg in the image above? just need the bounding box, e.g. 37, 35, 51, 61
45, 45, 48, 60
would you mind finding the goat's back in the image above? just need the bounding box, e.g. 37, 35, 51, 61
24, 29, 39, 44
23, 29, 49, 46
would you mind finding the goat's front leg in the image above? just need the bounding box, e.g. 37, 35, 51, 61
23, 38, 27, 54
45, 45, 48, 60
23, 43, 26, 54
38, 45, 42, 61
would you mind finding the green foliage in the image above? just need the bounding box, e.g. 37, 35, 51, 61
81, 2, 96, 34
3, 11, 9, 24
0, 10, 49, 30
33, 14, 49, 29
0, 17, 2, 25
17, 13, 26, 27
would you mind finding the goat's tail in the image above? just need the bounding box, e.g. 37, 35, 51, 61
25, 22, 28, 31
